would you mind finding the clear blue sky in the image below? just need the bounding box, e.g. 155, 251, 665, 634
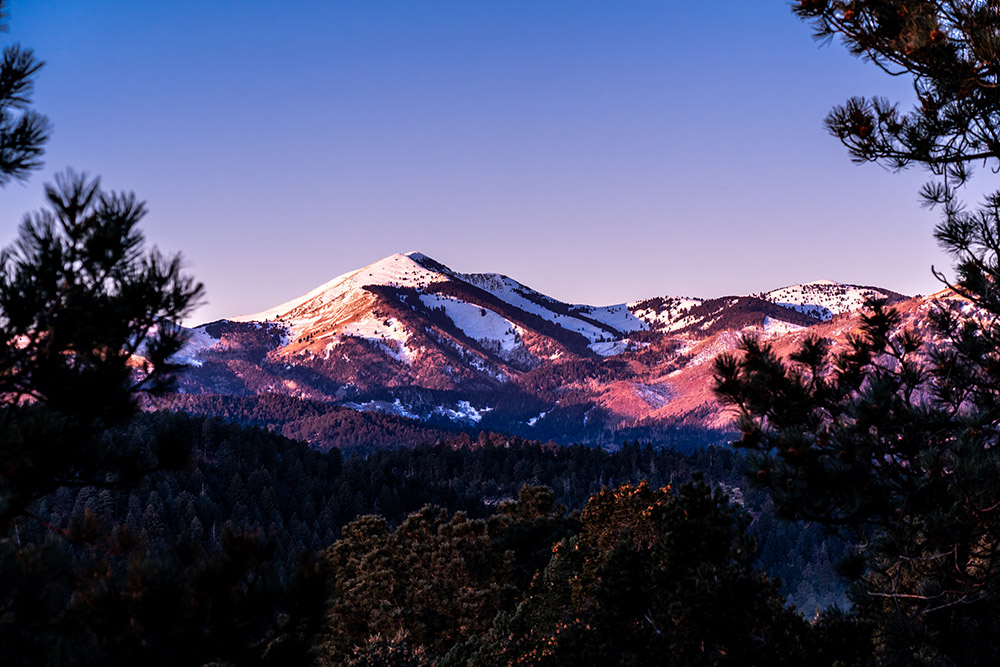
0, 1, 963, 324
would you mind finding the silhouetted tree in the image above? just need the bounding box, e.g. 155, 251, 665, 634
0, 10, 203, 650
714, 299, 1000, 664
794, 2, 998, 183
0, 0, 49, 185
0, 170, 204, 529
794, 1, 1000, 305
712, 3, 1000, 664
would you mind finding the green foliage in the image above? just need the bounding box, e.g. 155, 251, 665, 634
492, 485, 580, 592
717, 296, 1000, 667
311, 478, 837, 666
793, 1, 1000, 178
793, 1, 1000, 321
31, 413, 847, 610
0, 16, 206, 653
342, 631, 431, 667
0, 171, 204, 528
0, 163, 207, 664
312, 485, 577, 665
315, 507, 516, 664
0, 2, 49, 185
1, 413, 337, 664
79, 529, 289, 665
715, 296, 1000, 663
712, 3, 1000, 664
3, 403, 853, 664
462, 479, 813, 666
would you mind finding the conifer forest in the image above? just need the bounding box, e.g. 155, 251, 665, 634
5, 1, 1000, 665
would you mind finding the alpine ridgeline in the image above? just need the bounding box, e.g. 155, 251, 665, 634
169, 251, 916, 449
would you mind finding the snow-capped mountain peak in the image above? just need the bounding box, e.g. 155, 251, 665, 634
232, 253, 446, 324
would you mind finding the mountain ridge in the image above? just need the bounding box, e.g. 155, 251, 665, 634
171, 251, 914, 448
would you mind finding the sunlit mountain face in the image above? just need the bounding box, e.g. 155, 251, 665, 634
169, 251, 914, 449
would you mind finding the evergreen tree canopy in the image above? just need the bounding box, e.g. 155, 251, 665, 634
795, 1, 1000, 310
794, 1, 999, 179
456, 479, 821, 667
0, 0, 49, 186
314, 485, 577, 665
710, 3, 1000, 664
0, 170, 204, 528
714, 298, 1000, 664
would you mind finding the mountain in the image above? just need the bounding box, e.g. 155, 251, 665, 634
171, 252, 912, 449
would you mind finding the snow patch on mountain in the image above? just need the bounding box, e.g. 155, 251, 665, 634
761, 316, 807, 335
568, 304, 647, 335
418, 293, 524, 357
172, 325, 219, 366
339, 315, 415, 364
344, 398, 421, 420
630, 297, 704, 331
589, 340, 630, 356
344, 397, 492, 425
527, 411, 547, 426
432, 400, 492, 424
453, 272, 621, 343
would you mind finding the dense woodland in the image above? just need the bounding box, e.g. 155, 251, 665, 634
3, 410, 846, 664
155, 393, 457, 452
156, 390, 730, 456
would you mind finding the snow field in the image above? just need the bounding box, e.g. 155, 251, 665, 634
418, 293, 524, 357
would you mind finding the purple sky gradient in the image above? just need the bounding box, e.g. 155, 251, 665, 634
0, 1, 971, 324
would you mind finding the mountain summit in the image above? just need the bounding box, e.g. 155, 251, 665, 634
223, 251, 657, 368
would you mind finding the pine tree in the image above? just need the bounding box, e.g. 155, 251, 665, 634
793, 1, 1000, 305
0, 170, 204, 529
713, 3, 1000, 664
793, 2, 999, 181
0, 0, 49, 185
461, 479, 821, 666
315, 507, 516, 665
714, 300, 1000, 664
0, 5, 209, 657
0, 171, 206, 661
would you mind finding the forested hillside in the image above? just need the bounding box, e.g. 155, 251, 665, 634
4, 411, 845, 664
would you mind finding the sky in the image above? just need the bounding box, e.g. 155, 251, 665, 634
0, 1, 971, 325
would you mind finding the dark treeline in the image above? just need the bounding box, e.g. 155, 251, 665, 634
4, 410, 845, 664
155, 393, 457, 451
158, 389, 731, 454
